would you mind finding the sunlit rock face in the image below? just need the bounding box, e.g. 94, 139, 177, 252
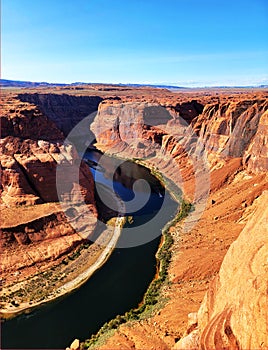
89, 92, 268, 350
0, 94, 97, 279
196, 99, 268, 172
195, 191, 268, 350
1, 88, 267, 349
92, 97, 267, 174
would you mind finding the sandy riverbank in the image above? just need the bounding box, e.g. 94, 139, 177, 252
0, 189, 126, 320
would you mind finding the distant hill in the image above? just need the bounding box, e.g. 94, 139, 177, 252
0, 79, 185, 89
0, 79, 67, 88
1, 79, 267, 89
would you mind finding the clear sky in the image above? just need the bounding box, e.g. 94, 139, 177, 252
2, 0, 268, 86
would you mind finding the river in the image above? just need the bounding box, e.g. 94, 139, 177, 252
1, 150, 178, 349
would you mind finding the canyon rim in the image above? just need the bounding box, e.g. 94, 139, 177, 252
0, 84, 267, 350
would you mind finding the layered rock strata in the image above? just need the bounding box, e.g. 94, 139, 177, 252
175, 191, 268, 349
0, 95, 97, 284
1, 89, 267, 349
87, 93, 268, 349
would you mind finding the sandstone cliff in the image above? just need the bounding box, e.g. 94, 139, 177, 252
199, 191, 268, 349
87, 91, 268, 349
90, 96, 267, 229
0, 94, 98, 284
91, 97, 267, 176
175, 191, 268, 349
17, 93, 103, 136
1, 88, 267, 349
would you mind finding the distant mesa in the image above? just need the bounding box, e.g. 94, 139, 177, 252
1, 78, 267, 89
0, 78, 185, 89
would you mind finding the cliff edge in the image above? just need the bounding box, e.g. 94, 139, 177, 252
175, 191, 268, 349
85, 90, 268, 350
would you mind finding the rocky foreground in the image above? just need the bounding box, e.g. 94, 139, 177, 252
0, 85, 267, 348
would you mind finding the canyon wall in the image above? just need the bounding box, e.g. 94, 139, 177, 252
0, 94, 98, 280
175, 191, 268, 350
17, 93, 103, 136
197, 191, 268, 350
91, 97, 267, 175
1, 89, 267, 348
91, 97, 267, 225
88, 93, 268, 349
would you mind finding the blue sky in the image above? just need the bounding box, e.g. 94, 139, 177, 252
2, 0, 268, 86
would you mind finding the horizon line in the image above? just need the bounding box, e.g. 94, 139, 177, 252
1, 77, 267, 89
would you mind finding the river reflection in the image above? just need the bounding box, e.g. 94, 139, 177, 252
84, 150, 164, 208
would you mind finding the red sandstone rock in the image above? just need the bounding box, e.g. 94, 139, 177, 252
17, 93, 103, 136
0, 94, 98, 279
244, 109, 268, 173
0, 153, 41, 206
92, 97, 267, 176
183, 191, 268, 349
88, 91, 268, 349
1, 88, 267, 349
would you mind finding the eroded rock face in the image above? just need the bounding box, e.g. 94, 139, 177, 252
197, 99, 268, 170
0, 95, 98, 278
0, 151, 41, 206
17, 93, 103, 135
1, 101, 64, 141
244, 109, 268, 173
1, 89, 267, 348
88, 92, 268, 349
0, 137, 96, 207
1, 95, 97, 207
173, 100, 204, 124
193, 191, 268, 349
91, 101, 174, 156
92, 97, 268, 175
1, 211, 77, 271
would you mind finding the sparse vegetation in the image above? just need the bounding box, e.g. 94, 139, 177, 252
64, 241, 91, 262
106, 217, 118, 227
127, 216, 134, 224
1, 215, 126, 317
1, 241, 96, 306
